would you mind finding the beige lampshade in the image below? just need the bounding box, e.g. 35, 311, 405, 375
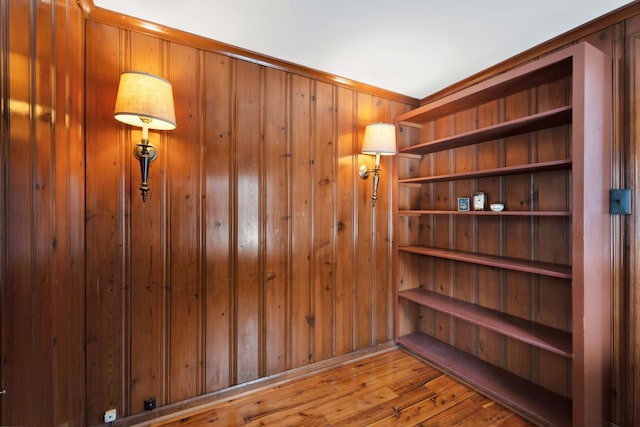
114, 71, 176, 130
361, 123, 396, 155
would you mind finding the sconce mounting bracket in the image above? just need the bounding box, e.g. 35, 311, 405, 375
359, 164, 371, 179
134, 143, 158, 162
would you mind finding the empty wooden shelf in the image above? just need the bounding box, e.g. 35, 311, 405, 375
398, 332, 573, 427
393, 41, 612, 426
399, 106, 572, 156
398, 288, 572, 357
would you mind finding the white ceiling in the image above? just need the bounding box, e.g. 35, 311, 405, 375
94, 0, 633, 99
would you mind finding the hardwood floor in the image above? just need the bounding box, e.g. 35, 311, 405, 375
140, 348, 537, 426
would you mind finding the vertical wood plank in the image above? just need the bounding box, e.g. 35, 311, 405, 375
534, 73, 572, 399
600, 23, 625, 424
395, 138, 416, 339
372, 98, 392, 344
355, 92, 373, 348
475, 110, 503, 263
476, 100, 504, 366
263, 67, 289, 375
55, 0, 86, 422
2, 12, 32, 419
626, 16, 640, 427
34, 4, 54, 421
452, 108, 477, 354
313, 81, 336, 361
2, 1, 86, 425
571, 40, 613, 426
204, 52, 232, 392
84, 20, 124, 426
128, 31, 165, 413
432, 116, 454, 345
335, 87, 356, 355
391, 101, 411, 343
167, 42, 201, 402
503, 90, 534, 381
234, 59, 262, 383
289, 74, 313, 367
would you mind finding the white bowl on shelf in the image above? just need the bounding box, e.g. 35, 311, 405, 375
490, 203, 504, 212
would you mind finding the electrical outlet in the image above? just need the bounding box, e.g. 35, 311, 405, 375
104, 408, 117, 423
144, 396, 157, 411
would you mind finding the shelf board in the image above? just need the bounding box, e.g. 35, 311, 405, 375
398, 209, 571, 217
398, 245, 572, 279
398, 332, 572, 427
394, 55, 572, 124
399, 288, 572, 357
399, 106, 572, 156
398, 159, 572, 184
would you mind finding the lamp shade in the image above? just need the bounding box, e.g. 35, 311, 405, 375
114, 71, 176, 130
361, 123, 396, 155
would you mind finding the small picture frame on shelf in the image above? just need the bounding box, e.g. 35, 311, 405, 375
457, 197, 470, 211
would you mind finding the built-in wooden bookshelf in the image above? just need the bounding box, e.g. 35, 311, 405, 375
393, 42, 612, 426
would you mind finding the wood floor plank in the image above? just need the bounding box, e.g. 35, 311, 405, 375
166, 380, 334, 426
145, 349, 537, 427
424, 393, 536, 426
246, 369, 404, 424
368, 380, 478, 426
420, 394, 495, 425
467, 401, 536, 426
334, 376, 441, 425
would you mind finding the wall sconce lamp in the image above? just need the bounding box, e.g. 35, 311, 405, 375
114, 71, 176, 202
358, 123, 397, 207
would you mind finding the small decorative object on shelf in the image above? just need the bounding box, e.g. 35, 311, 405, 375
473, 192, 486, 211
490, 203, 504, 212
457, 197, 470, 211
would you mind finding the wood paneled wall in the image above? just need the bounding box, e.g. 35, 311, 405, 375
626, 12, 640, 425
0, 0, 85, 425
3, 0, 640, 425
83, 18, 412, 424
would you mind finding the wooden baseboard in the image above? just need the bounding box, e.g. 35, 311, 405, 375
120, 342, 397, 427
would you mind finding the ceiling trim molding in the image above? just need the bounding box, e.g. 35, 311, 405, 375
421, 1, 640, 105
78, 1, 420, 107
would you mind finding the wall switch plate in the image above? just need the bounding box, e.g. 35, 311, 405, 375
610, 189, 631, 215
104, 408, 117, 423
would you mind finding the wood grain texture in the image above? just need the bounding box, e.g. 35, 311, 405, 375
128, 30, 166, 413
335, 86, 357, 356
167, 41, 202, 403
2, 1, 639, 426
355, 92, 374, 349
203, 51, 232, 393
84, 19, 123, 424
289, 73, 314, 368
372, 98, 394, 345
263, 66, 289, 375
627, 16, 640, 426
313, 80, 336, 361
142, 349, 535, 427
82, 18, 406, 423
2, 0, 85, 425
234, 58, 262, 385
